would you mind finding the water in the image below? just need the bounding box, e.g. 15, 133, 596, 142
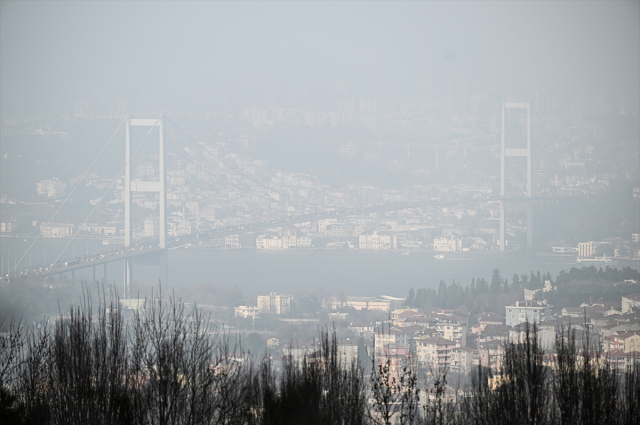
4, 236, 636, 298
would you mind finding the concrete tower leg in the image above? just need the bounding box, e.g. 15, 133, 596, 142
159, 249, 168, 286
124, 116, 132, 248
527, 200, 534, 251
124, 259, 133, 299
499, 201, 506, 251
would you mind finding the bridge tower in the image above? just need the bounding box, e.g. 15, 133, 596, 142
499, 102, 533, 251
124, 116, 168, 296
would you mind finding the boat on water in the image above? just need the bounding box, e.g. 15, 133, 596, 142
402, 251, 410, 256
576, 255, 616, 265
434, 254, 445, 260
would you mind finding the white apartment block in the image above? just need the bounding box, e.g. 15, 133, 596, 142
505, 301, 553, 327
36, 178, 67, 198
257, 292, 292, 315
433, 235, 462, 252
225, 235, 241, 248
144, 218, 159, 237
297, 236, 312, 247
622, 294, 640, 313
435, 321, 467, 347
578, 241, 600, 257
256, 234, 296, 250
359, 231, 392, 250
234, 305, 261, 319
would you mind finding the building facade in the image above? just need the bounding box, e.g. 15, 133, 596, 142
257, 292, 293, 315
505, 301, 552, 327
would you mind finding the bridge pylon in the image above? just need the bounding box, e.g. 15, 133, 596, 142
499, 102, 533, 251
124, 115, 168, 297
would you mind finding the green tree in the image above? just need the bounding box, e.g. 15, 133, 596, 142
437, 281, 448, 308
406, 288, 415, 308
490, 269, 502, 294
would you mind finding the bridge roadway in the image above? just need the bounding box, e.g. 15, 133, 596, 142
23, 194, 575, 279
37, 247, 166, 278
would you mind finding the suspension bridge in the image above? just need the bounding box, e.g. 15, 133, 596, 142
6, 102, 572, 295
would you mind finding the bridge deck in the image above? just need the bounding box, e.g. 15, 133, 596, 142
40, 247, 165, 277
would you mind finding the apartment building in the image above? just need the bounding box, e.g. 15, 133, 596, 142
477, 340, 505, 371
375, 328, 409, 357
415, 337, 455, 369
435, 320, 467, 347
505, 300, 553, 327
622, 294, 640, 313
449, 346, 475, 373
578, 241, 600, 257
234, 305, 261, 319
377, 344, 417, 383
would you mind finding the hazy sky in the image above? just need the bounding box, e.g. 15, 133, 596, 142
1, 1, 638, 114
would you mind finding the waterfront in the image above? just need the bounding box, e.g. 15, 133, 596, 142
3, 237, 636, 298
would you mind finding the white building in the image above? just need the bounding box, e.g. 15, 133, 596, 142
36, 178, 66, 198
234, 305, 261, 319
359, 231, 392, 250
225, 235, 241, 248
433, 235, 462, 252
505, 301, 553, 327
257, 292, 293, 315
297, 236, 312, 247
40, 223, 74, 238
256, 234, 296, 250
337, 340, 360, 367
578, 241, 597, 257
144, 217, 159, 237
622, 294, 640, 313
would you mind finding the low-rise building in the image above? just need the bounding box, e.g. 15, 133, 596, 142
40, 223, 74, 238
234, 305, 260, 319
349, 322, 375, 335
